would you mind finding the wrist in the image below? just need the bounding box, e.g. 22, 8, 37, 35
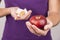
6, 8, 11, 15
47, 12, 60, 26
0, 8, 11, 17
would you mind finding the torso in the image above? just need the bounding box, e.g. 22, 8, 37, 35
2, 0, 52, 40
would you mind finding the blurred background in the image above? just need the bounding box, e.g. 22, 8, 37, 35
0, 0, 60, 40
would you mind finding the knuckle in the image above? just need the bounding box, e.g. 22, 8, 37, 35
36, 32, 40, 34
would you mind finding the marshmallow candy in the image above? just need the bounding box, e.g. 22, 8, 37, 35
16, 8, 28, 17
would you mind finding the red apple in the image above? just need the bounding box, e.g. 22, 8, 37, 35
29, 15, 47, 29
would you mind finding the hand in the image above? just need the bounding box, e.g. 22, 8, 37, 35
26, 18, 53, 36
10, 7, 32, 20
44, 18, 53, 30
17, 10, 32, 20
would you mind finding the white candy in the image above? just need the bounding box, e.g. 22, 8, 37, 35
16, 8, 28, 17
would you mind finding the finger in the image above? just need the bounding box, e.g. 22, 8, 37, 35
32, 25, 49, 36
44, 18, 53, 30
24, 10, 32, 19
26, 21, 36, 34
14, 16, 21, 20
26, 21, 40, 36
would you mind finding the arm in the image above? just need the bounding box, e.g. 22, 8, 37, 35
0, 0, 11, 17
47, 0, 60, 26
0, 7, 32, 20
26, 0, 60, 36
0, 8, 10, 17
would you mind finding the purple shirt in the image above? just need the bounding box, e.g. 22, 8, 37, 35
2, 0, 52, 40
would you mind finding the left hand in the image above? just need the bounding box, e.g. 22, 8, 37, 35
16, 10, 32, 20
26, 18, 53, 36
10, 7, 32, 20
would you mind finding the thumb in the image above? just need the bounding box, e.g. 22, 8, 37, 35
44, 18, 53, 30
25, 10, 32, 18
23, 10, 32, 20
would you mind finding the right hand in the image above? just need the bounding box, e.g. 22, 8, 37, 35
26, 18, 53, 36
10, 7, 32, 20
